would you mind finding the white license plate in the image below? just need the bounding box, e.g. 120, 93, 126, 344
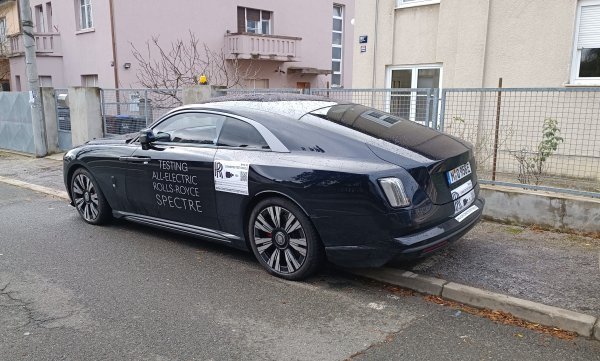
451, 180, 475, 214
447, 162, 472, 185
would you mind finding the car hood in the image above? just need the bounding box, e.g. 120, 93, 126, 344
85, 133, 137, 145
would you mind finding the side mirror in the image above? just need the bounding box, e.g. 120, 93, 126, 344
139, 128, 170, 150
139, 128, 152, 148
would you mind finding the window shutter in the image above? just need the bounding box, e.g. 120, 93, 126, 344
262, 11, 271, 20
578, 5, 600, 49
237, 7, 245, 33
247, 9, 260, 22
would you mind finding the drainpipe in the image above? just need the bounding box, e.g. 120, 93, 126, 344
109, 0, 119, 88
371, 0, 379, 89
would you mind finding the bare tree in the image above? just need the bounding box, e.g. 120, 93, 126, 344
130, 31, 259, 102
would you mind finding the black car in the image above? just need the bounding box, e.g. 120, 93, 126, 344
63, 94, 484, 280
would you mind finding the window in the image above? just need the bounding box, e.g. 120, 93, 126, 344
386, 65, 442, 123
395, 0, 441, 8
571, 0, 600, 84
78, 0, 93, 30
217, 118, 269, 149
0, 17, 6, 43
155, 113, 226, 145
46, 3, 53, 32
81, 74, 98, 87
245, 79, 269, 89
237, 7, 272, 34
15, 75, 21, 91
35, 5, 46, 33
331, 5, 344, 87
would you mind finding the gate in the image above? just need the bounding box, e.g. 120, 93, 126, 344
55, 88, 72, 150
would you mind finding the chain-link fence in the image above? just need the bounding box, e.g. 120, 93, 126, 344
441, 88, 600, 197
101, 89, 183, 136
309, 88, 438, 127
98, 86, 600, 198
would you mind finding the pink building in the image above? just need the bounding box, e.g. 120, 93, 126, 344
7, 0, 354, 90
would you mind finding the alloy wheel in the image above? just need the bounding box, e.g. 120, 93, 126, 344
72, 173, 100, 222
253, 205, 308, 274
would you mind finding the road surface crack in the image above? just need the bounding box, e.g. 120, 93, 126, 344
0, 284, 74, 329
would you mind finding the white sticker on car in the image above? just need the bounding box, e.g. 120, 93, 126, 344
455, 205, 479, 223
214, 161, 250, 195
451, 180, 475, 214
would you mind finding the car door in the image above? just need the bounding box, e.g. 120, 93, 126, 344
122, 111, 225, 230
213, 116, 273, 237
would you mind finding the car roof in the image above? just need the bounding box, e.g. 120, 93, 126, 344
166, 93, 341, 120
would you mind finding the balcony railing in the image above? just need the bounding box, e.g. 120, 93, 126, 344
225, 33, 301, 62
7, 32, 61, 56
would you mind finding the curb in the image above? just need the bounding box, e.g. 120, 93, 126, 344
350, 267, 599, 340
0, 176, 69, 201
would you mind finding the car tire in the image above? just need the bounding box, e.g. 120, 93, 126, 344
71, 168, 111, 225
248, 197, 324, 280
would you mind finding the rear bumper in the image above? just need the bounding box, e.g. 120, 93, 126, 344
325, 198, 484, 268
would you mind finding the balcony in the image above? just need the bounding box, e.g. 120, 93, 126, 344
225, 33, 301, 62
7, 32, 62, 57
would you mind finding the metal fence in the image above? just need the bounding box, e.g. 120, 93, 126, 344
99, 86, 600, 198
100, 89, 183, 136
441, 88, 600, 197
0, 92, 34, 153
223, 86, 600, 197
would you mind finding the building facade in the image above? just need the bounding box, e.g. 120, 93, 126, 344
0, 0, 19, 90
352, 0, 600, 90
7, 0, 354, 90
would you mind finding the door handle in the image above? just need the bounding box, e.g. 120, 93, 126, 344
119, 156, 151, 163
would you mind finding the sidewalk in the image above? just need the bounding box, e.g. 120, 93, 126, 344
1, 150, 599, 336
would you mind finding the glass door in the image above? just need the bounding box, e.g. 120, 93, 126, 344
388, 66, 441, 124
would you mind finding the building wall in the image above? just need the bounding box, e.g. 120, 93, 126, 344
1, 0, 20, 88
113, 0, 354, 89
0, 0, 19, 34
352, 0, 579, 88
8, 0, 355, 90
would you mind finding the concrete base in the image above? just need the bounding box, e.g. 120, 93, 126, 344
68, 87, 103, 147
481, 185, 600, 234
40, 87, 60, 154
183, 85, 226, 105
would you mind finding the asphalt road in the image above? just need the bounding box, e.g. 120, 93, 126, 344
0, 183, 599, 361
1, 151, 599, 318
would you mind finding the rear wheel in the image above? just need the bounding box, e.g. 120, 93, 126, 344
71, 168, 111, 225
248, 198, 324, 280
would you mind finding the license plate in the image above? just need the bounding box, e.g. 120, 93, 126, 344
451, 180, 475, 214
447, 162, 472, 185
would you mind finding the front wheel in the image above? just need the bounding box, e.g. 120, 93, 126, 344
71, 168, 111, 225
248, 197, 324, 280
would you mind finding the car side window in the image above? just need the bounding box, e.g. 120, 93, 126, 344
217, 117, 270, 150
153, 113, 226, 145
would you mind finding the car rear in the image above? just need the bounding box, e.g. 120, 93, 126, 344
301, 103, 484, 266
